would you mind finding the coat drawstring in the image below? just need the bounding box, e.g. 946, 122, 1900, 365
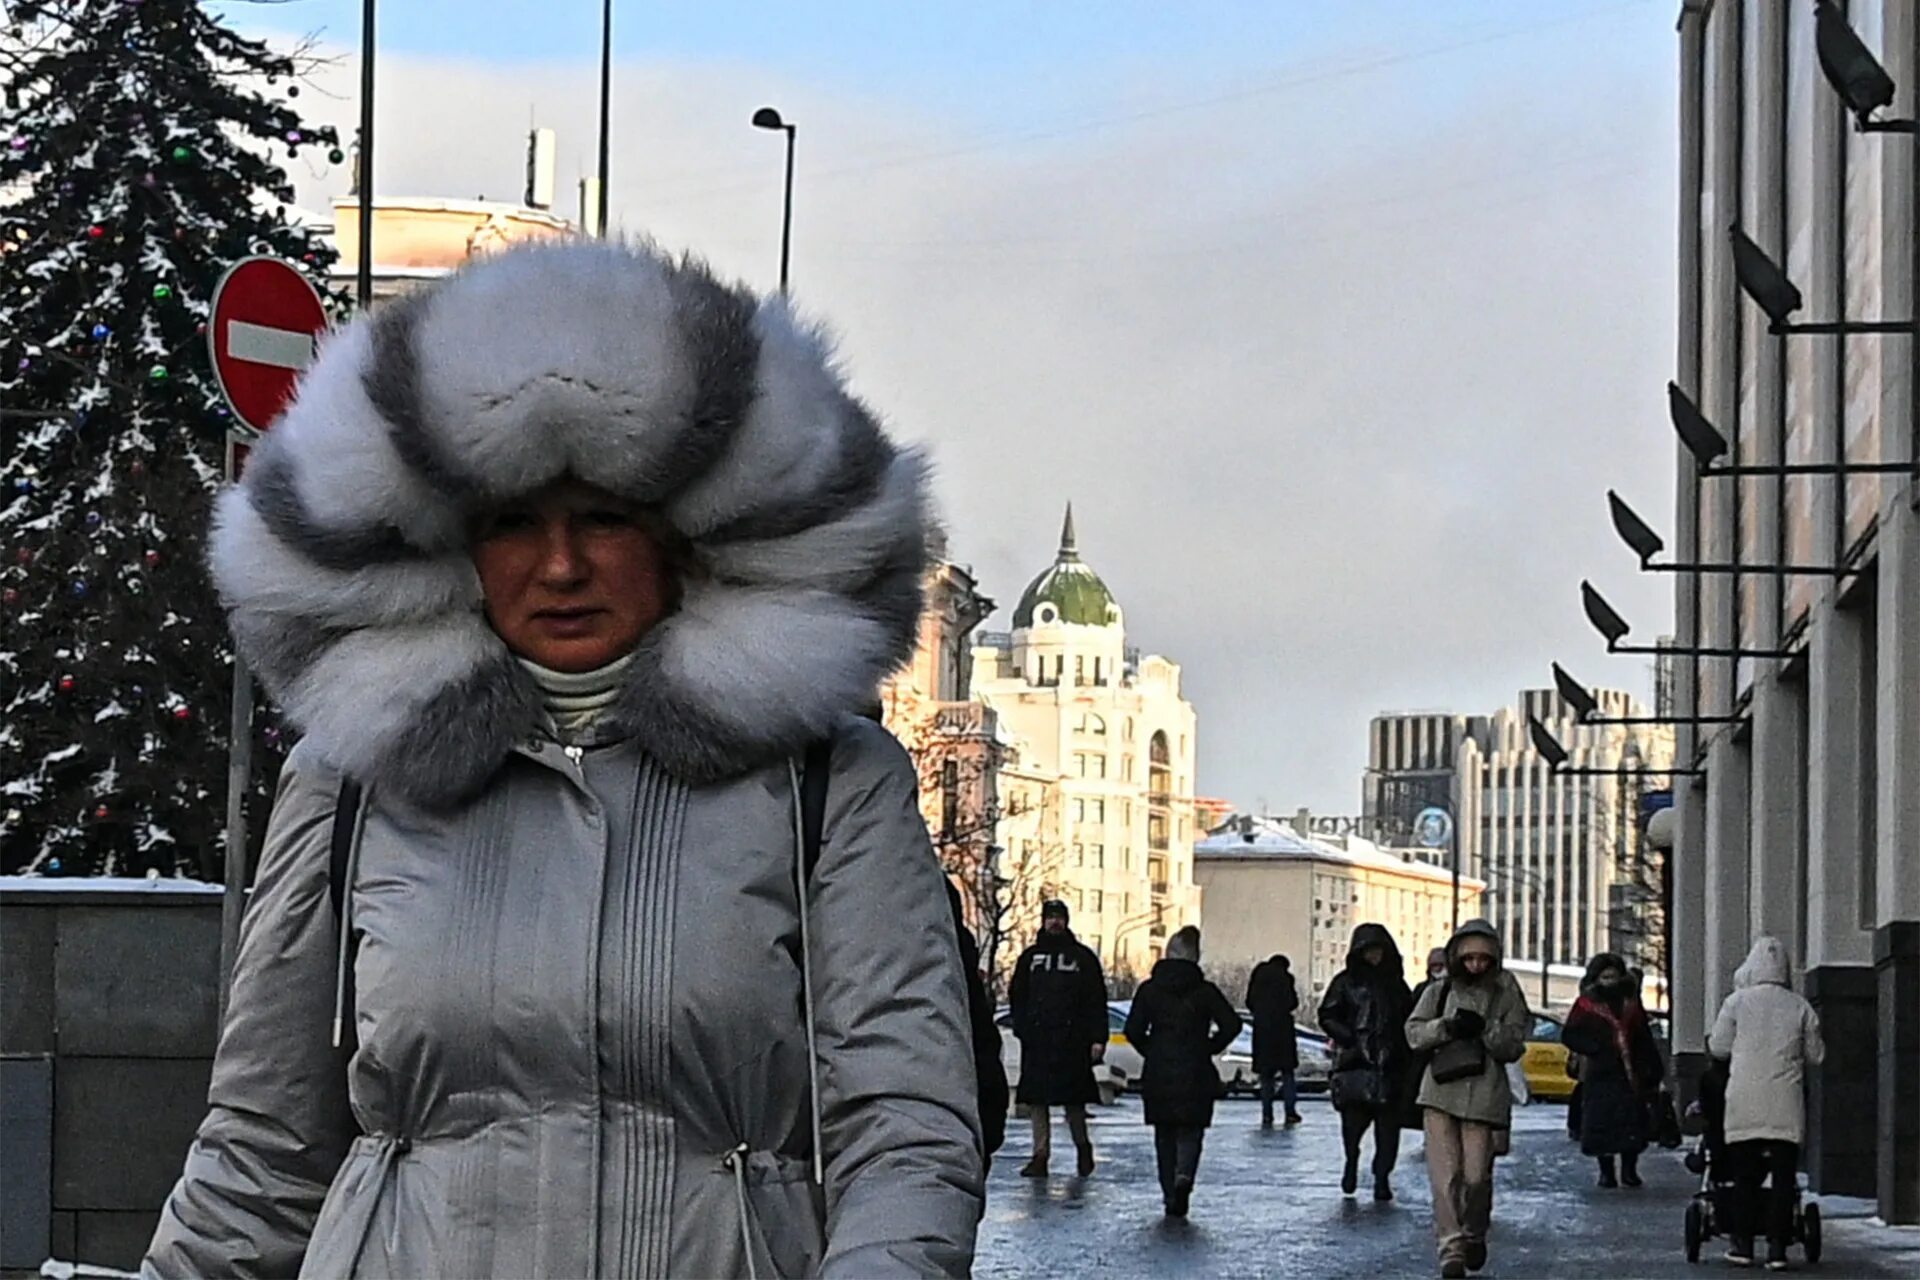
787, 759, 826, 1187
722, 1144, 761, 1280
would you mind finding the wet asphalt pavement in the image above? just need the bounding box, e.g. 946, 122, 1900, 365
976, 1094, 1905, 1278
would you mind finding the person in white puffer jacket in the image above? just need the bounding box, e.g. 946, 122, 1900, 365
1707, 936, 1825, 1271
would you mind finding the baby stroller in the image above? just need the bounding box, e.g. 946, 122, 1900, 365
1682, 1060, 1821, 1265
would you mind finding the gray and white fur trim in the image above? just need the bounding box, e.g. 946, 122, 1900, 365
210, 240, 931, 805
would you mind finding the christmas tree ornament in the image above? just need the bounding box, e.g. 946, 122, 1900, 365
328, 148, 345, 164
194, 322, 207, 335
94, 805, 109, 818
70, 580, 88, 596
12, 478, 31, 493
147, 363, 168, 381
7, 136, 27, 152
286, 129, 302, 143
58, 675, 75, 691
140, 172, 158, 189
1, 589, 17, 606
87, 225, 106, 239
85, 511, 101, 527
172, 707, 191, 721
152, 282, 173, 300
144, 550, 161, 566
170, 144, 192, 162
90, 323, 111, 339
287, 85, 300, 98
46, 857, 62, 873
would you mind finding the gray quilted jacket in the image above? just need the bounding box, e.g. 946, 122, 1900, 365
144, 721, 982, 1278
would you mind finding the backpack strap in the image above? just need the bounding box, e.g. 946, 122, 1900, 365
800, 738, 832, 881
328, 777, 365, 1053
328, 778, 363, 923
791, 738, 833, 1185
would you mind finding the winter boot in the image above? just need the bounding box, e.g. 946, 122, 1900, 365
1373, 1174, 1394, 1203
1621, 1153, 1642, 1188
1440, 1257, 1468, 1279
1464, 1239, 1488, 1273
1168, 1173, 1193, 1217
1597, 1156, 1618, 1189
1725, 1237, 1755, 1267
1285, 1111, 1304, 1125
1261, 1105, 1274, 1128
1018, 1158, 1047, 1178
1765, 1241, 1789, 1272
1075, 1145, 1096, 1178
1341, 1151, 1359, 1196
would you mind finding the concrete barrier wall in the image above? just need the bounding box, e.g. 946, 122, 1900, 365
1, 882, 222, 1271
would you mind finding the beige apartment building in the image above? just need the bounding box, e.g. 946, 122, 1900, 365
972, 508, 1201, 980
1194, 815, 1484, 1008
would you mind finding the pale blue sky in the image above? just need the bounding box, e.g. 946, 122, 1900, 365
213, 0, 1682, 813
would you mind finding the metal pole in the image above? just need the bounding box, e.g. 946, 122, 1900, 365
356, 0, 376, 310
596, 0, 611, 239
217, 434, 255, 1021
778, 124, 795, 292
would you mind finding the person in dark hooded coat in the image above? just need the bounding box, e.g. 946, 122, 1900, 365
1125, 926, 1242, 1217
1008, 899, 1108, 1178
1246, 954, 1303, 1126
1562, 952, 1663, 1188
1318, 922, 1416, 1201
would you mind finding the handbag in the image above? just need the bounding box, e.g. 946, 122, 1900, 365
1330, 1065, 1388, 1110
1429, 1035, 1487, 1084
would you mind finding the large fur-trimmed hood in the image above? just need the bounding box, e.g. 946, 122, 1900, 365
211, 241, 931, 806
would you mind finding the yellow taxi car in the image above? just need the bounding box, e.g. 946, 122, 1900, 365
1522, 1013, 1577, 1101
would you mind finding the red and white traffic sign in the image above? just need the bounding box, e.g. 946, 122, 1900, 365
208, 256, 329, 439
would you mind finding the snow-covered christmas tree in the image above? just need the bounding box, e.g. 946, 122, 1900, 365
1, 0, 345, 876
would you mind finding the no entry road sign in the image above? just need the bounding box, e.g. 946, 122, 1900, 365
208, 257, 329, 438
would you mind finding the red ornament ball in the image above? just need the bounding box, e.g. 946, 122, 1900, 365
87, 225, 106, 240
172, 706, 191, 721
144, 549, 161, 566
58, 675, 75, 692
94, 805, 109, 819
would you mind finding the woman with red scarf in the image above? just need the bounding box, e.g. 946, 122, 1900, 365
1562, 952, 1664, 1188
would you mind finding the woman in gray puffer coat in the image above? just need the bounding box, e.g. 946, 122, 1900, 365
142, 243, 984, 1278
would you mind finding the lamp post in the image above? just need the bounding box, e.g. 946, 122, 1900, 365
596, 0, 612, 238
752, 106, 796, 292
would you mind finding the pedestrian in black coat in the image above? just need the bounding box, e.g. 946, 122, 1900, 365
1125, 926, 1242, 1217
1562, 952, 1663, 1188
1318, 921, 1416, 1201
1008, 899, 1109, 1178
1246, 954, 1303, 1126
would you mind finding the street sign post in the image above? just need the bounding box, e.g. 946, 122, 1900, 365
207, 257, 329, 1020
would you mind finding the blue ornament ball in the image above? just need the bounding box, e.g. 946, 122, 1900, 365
90, 323, 110, 340
86, 511, 102, 527
12, 478, 30, 493
47, 857, 63, 874
70, 580, 87, 597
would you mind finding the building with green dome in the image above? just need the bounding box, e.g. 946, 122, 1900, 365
971, 505, 1200, 978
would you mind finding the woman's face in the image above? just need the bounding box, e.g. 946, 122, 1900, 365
472, 479, 676, 673
1459, 949, 1494, 978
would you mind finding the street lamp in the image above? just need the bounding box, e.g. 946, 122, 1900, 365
1815, 0, 1913, 133
596, 0, 612, 238
752, 106, 797, 293
1580, 581, 1789, 660
1527, 716, 1701, 779
1666, 382, 1918, 476
1730, 225, 1915, 336
1549, 661, 1743, 727
1606, 490, 1862, 577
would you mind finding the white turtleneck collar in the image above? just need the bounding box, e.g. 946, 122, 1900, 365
518, 651, 636, 741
